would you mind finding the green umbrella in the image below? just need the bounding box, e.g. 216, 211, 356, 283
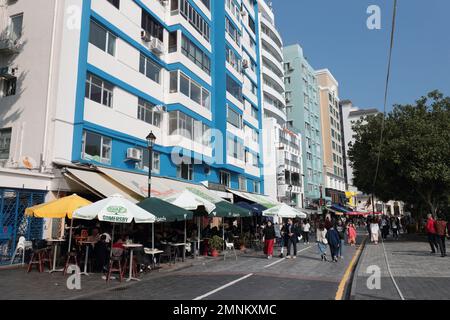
211, 201, 252, 218
137, 197, 193, 251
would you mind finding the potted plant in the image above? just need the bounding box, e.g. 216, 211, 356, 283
209, 235, 223, 257
239, 232, 250, 251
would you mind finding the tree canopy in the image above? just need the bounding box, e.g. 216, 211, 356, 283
348, 91, 450, 217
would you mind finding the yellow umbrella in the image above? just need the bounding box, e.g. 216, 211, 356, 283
25, 194, 91, 219
25, 194, 92, 252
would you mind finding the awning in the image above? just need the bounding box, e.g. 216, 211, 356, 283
227, 189, 279, 208
137, 197, 193, 222
211, 201, 252, 218
331, 204, 350, 213
63, 168, 141, 202
97, 167, 225, 204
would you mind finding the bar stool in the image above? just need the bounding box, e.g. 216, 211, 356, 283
27, 249, 44, 273
107, 248, 124, 282
63, 251, 78, 275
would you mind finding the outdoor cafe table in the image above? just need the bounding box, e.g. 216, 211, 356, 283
123, 243, 143, 282
144, 248, 164, 269
46, 239, 66, 273
79, 240, 96, 276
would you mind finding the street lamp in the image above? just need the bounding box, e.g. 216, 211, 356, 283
146, 131, 156, 198
288, 184, 293, 207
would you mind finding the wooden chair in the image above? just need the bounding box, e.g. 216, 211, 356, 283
27, 248, 51, 272
107, 248, 123, 282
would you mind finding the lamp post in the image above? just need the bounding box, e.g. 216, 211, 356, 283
146, 131, 156, 251
288, 184, 293, 207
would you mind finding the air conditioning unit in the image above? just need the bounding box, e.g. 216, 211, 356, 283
126, 148, 142, 161
242, 59, 249, 69
141, 30, 151, 42
149, 36, 164, 55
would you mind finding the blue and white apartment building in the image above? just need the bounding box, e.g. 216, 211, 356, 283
0, 0, 272, 249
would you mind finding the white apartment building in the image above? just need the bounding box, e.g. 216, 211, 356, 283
258, 0, 304, 207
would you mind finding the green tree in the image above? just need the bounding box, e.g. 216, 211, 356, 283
348, 91, 450, 217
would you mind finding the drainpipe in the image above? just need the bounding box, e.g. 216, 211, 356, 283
40, 0, 58, 173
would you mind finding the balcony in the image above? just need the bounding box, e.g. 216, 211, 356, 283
0, 36, 22, 55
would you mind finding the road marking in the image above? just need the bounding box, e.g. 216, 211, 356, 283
193, 273, 254, 300
335, 237, 366, 300
381, 238, 405, 300
263, 245, 312, 269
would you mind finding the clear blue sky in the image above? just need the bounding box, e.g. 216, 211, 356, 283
272, 0, 450, 111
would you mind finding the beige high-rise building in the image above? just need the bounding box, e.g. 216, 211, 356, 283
316, 69, 346, 205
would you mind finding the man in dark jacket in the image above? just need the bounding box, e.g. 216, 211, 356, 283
283, 219, 300, 259
326, 226, 341, 262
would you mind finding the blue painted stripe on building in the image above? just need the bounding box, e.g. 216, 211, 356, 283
71, 0, 92, 162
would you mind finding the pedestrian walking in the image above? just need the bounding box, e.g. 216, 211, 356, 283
391, 217, 399, 240
425, 214, 439, 254
435, 216, 448, 257
347, 222, 357, 246
263, 221, 276, 259
381, 216, 390, 240
316, 223, 328, 261
366, 217, 371, 238
326, 225, 340, 262
284, 218, 300, 259
336, 220, 346, 259
370, 218, 380, 244
303, 219, 311, 244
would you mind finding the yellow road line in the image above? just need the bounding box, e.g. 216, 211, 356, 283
335, 236, 367, 300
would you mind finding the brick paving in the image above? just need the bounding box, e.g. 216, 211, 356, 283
350, 233, 450, 300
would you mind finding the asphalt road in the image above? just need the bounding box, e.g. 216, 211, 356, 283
74, 239, 361, 300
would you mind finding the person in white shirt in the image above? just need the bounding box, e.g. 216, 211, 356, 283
302, 220, 311, 244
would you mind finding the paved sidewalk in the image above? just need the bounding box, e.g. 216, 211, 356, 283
350, 233, 450, 300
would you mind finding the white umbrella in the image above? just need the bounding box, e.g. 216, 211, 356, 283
162, 189, 216, 258
262, 204, 307, 219
73, 194, 156, 254
162, 189, 215, 213
73, 194, 156, 223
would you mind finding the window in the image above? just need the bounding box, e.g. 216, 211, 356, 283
85, 73, 114, 107
248, 16, 256, 34
284, 77, 291, 85
177, 162, 193, 180
89, 20, 116, 56
0, 128, 12, 160
10, 14, 23, 41
227, 106, 242, 129
220, 171, 230, 187
225, 17, 240, 46
82, 131, 112, 164
141, 10, 163, 41
139, 149, 160, 174
1, 77, 16, 97
170, 71, 211, 110
252, 153, 259, 167
226, 46, 241, 73
181, 35, 211, 74
253, 181, 260, 194
178, 0, 210, 41
226, 75, 242, 102
227, 137, 244, 160
137, 98, 161, 127
169, 111, 211, 146
106, 0, 120, 9
238, 176, 247, 191
139, 54, 161, 83
200, 0, 210, 10
251, 106, 258, 119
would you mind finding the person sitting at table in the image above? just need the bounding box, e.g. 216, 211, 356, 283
93, 235, 109, 273
202, 225, 212, 238
211, 226, 220, 238
112, 237, 125, 249
88, 227, 100, 243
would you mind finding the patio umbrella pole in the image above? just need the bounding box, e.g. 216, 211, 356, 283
152, 223, 154, 251
184, 219, 187, 260
110, 223, 115, 257
197, 216, 201, 258
67, 218, 74, 253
